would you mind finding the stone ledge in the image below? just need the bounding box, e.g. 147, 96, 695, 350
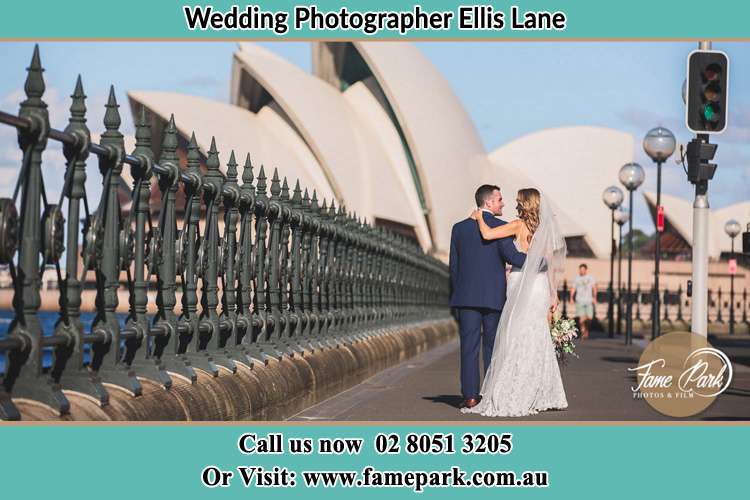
13, 318, 458, 421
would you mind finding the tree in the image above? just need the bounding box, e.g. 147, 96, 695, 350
621, 229, 653, 254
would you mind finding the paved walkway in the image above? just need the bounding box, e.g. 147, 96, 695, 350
290, 332, 750, 421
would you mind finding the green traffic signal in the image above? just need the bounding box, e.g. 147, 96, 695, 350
703, 104, 718, 122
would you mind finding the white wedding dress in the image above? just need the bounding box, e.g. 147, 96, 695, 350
462, 197, 568, 417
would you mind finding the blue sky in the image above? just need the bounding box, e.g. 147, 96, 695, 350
0, 41, 748, 230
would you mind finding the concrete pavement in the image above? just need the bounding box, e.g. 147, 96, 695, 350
290, 331, 750, 421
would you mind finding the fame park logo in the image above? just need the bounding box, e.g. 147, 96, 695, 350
628, 331, 733, 417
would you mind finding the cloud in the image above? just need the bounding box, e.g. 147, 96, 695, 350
728, 101, 750, 127
0, 89, 25, 109
719, 124, 750, 144
618, 108, 676, 130
0, 87, 137, 205
0, 167, 18, 198
713, 144, 750, 168
618, 101, 750, 147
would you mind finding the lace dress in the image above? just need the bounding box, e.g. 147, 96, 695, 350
461, 260, 568, 417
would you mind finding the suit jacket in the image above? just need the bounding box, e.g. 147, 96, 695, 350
449, 212, 527, 311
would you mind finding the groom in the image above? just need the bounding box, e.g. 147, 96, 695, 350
449, 185, 526, 409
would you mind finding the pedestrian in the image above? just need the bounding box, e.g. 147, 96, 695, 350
570, 263, 597, 339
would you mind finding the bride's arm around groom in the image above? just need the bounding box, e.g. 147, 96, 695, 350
470, 211, 525, 245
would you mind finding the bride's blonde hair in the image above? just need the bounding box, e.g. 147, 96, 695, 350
517, 188, 541, 242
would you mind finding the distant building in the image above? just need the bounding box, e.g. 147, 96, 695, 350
127, 42, 636, 262
488, 126, 634, 258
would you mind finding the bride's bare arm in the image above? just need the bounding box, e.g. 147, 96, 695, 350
471, 213, 521, 241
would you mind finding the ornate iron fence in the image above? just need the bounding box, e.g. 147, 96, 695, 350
0, 46, 449, 420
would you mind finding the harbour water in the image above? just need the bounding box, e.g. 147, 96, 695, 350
0, 311, 134, 373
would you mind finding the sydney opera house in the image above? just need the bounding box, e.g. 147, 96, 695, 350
127, 41, 636, 263
126, 41, 748, 296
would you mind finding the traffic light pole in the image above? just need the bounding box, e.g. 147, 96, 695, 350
690, 159, 710, 338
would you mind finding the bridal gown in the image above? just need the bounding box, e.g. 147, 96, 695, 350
462, 253, 568, 417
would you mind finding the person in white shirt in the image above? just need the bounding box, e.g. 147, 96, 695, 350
569, 263, 597, 339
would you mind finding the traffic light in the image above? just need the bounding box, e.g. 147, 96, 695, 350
685, 50, 729, 134
685, 139, 717, 184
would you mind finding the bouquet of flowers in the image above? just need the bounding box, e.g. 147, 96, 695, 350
549, 316, 579, 363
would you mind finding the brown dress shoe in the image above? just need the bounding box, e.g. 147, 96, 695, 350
462, 398, 480, 409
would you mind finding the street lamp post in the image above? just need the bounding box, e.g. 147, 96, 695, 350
602, 186, 624, 338
643, 127, 676, 340
619, 162, 645, 345
614, 206, 629, 336
725, 219, 741, 335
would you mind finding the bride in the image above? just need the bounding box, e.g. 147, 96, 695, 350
461, 188, 568, 417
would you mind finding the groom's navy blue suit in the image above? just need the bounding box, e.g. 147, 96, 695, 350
449, 212, 526, 400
